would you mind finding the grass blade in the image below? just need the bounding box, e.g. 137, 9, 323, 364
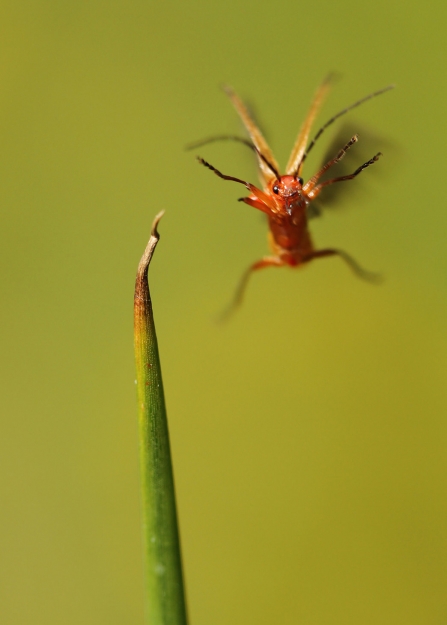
134, 211, 188, 625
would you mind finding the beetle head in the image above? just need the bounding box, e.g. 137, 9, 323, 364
271, 175, 304, 215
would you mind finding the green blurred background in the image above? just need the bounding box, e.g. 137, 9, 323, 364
1, 1, 446, 623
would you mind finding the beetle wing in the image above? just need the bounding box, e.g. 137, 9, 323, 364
224, 85, 280, 187
286, 75, 333, 177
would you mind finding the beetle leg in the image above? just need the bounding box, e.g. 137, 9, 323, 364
305, 153, 382, 201
197, 156, 253, 189
303, 135, 358, 194
198, 156, 276, 212
238, 195, 270, 214
219, 256, 284, 321
304, 248, 382, 282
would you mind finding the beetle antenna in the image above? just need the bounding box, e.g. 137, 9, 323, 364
295, 84, 394, 174
253, 146, 281, 180
188, 135, 281, 180
186, 134, 254, 151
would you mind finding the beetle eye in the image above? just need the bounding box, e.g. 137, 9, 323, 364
273, 185, 279, 194
297, 177, 304, 185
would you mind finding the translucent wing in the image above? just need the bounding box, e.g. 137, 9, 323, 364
223, 85, 280, 187
286, 75, 333, 177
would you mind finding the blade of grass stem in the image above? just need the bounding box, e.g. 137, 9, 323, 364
134, 211, 188, 625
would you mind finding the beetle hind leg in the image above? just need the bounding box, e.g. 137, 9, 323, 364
306, 248, 382, 282
218, 256, 284, 322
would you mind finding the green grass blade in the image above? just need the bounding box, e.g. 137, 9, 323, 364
134, 212, 188, 625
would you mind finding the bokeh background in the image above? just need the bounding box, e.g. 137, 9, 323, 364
1, 1, 446, 624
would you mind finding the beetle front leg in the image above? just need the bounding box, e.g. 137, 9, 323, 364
303, 135, 358, 194
197, 157, 275, 213
238, 195, 270, 214
305, 153, 382, 201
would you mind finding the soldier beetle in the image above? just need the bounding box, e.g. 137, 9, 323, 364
191, 77, 393, 315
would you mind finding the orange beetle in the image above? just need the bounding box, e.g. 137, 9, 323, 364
193, 78, 393, 313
